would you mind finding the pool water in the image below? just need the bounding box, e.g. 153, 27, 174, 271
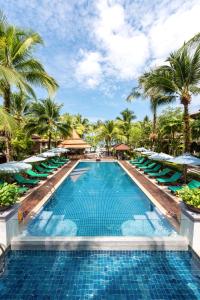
0, 250, 200, 299
24, 162, 176, 237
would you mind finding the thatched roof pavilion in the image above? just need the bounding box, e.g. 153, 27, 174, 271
58, 130, 91, 149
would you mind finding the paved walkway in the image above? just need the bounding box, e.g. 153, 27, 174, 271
120, 161, 180, 229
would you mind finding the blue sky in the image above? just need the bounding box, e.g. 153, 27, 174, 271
0, 0, 200, 121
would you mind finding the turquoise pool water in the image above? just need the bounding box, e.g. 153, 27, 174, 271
24, 162, 177, 237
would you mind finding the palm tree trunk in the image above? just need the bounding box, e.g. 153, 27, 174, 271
153, 106, 157, 134
5, 134, 12, 162
48, 132, 52, 150
3, 86, 11, 112
183, 103, 191, 153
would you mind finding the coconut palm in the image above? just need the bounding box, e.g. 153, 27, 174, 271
99, 120, 119, 155
127, 72, 175, 148
0, 106, 16, 161
0, 12, 58, 112
74, 114, 89, 137
144, 41, 200, 152
116, 108, 136, 144
25, 98, 72, 149
10, 92, 30, 125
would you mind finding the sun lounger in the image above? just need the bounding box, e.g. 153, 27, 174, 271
41, 162, 58, 170
168, 179, 200, 193
34, 165, 54, 174
148, 168, 171, 178
144, 164, 161, 174
135, 160, 150, 168
14, 174, 39, 186
25, 169, 48, 178
131, 157, 145, 165
156, 172, 182, 184
139, 162, 156, 170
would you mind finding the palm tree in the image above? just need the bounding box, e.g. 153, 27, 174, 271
0, 12, 58, 112
74, 114, 89, 137
99, 120, 119, 155
144, 41, 200, 152
0, 107, 16, 161
25, 99, 72, 149
127, 72, 175, 149
116, 108, 136, 144
10, 92, 30, 125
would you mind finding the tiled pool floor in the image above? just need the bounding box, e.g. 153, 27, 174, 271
0, 250, 200, 299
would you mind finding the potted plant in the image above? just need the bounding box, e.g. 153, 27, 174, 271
178, 187, 200, 213
0, 183, 19, 211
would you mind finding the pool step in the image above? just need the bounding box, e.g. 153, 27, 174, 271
11, 236, 188, 251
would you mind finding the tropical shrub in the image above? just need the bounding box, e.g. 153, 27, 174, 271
178, 187, 200, 208
0, 183, 19, 208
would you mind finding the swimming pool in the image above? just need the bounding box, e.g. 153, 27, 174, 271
23, 162, 177, 237
1, 250, 200, 299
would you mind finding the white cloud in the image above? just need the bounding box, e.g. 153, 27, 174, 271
149, 1, 200, 59
75, 51, 103, 88
74, 0, 200, 89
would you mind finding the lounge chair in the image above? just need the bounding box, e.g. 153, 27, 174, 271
139, 162, 156, 170
156, 172, 182, 184
144, 164, 161, 174
168, 179, 200, 193
131, 157, 145, 165
18, 186, 29, 194
14, 174, 39, 186
35, 165, 54, 174
50, 158, 64, 166
41, 162, 58, 170
130, 157, 142, 164
135, 160, 150, 168
25, 169, 48, 178
148, 168, 171, 178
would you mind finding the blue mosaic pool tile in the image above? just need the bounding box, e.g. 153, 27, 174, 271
23, 162, 176, 237
0, 250, 200, 299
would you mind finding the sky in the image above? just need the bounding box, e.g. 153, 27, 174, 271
0, 0, 200, 121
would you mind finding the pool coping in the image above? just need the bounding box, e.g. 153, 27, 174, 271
11, 160, 188, 251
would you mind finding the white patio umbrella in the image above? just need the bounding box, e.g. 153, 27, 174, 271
49, 148, 69, 153
149, 152, 173, 161
0, 162, 32, 174
167, 153, 200, 183
134, 147, 149, 152
38, 151, 58, 158
23, 156, 45, 163
141, 151, 157, 156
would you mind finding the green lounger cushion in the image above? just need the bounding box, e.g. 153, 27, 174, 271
35, 165, 54, 174
157, 172, 182, 184
50, 159, 64, 165
135, 160, 150, 168
131, 158, 145, 165
18, 186, 29, 194
148, 168, 171, 178
168, 179, 200, 193
144, 164, 161, 174
14, 174, 39, 185
25, 169, 48, 178
41, 162, 57, 169
139, 162, 156, 170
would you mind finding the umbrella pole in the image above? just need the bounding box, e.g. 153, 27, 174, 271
183, 165, 187, 184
